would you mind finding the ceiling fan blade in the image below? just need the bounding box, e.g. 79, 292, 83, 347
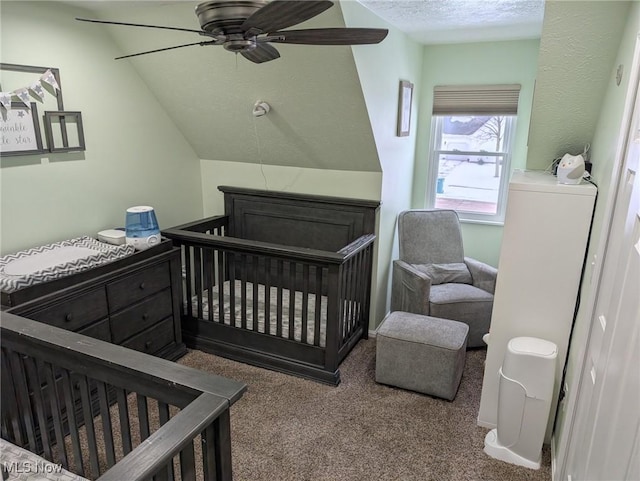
115, 40, 219, 60
76, 17, 207, 35
241, 43, 281, 64
268, 28, 389, 45
242, 1, 333, 35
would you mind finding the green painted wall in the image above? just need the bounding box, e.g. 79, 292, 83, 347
200, 160, 382, 217
0, 1, 203, 254
527, 0, 630, 170
341, 1, 424, 327
412, 39, 540, 267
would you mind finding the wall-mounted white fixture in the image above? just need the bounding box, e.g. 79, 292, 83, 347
252, 100, 270, 117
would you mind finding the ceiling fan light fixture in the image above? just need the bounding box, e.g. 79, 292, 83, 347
195, 0, 267, 33
224, 38, 257, 52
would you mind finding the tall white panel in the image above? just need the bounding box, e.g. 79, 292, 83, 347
477, 170, 597, 441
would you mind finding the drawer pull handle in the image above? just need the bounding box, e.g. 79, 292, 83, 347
65, 313, 74, 322
142, 313, 149, 321
139, 282, 146, 290
144, 341, 152, 350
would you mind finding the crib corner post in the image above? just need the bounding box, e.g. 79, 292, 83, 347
324, 263, 342, 374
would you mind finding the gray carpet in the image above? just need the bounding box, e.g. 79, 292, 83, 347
179, 339, 552, 481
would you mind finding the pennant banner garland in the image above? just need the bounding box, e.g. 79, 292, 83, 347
0, 69, 59, 110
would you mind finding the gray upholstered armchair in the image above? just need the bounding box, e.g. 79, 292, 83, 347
390, 209, 497, 348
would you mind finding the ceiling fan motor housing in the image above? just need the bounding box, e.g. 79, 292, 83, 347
195, 0, 268, 33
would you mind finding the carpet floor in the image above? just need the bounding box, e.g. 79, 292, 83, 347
179, 339, 552, 481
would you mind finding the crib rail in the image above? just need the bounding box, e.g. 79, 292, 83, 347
0, 313, 246, 481
162, 224, 375, 385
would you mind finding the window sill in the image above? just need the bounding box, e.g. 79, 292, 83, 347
459, 217, 504, 227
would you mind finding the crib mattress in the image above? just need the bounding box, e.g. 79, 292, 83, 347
0, 438, 89, 481
0, 237, 135, 294
191, 280, 328, 347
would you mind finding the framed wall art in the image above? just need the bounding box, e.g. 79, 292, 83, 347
397, 80, 414, 137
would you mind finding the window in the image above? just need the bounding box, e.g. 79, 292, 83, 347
426, 85, 520, 224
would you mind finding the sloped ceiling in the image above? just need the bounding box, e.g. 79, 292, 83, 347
526, 0, 630, 169
73, 1, 381, 172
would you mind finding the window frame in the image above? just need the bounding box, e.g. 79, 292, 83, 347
426, 114, 517, 225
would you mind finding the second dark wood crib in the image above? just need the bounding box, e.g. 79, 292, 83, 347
163, 186, 379, 385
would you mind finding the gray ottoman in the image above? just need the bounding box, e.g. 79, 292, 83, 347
375, 311, 469, 400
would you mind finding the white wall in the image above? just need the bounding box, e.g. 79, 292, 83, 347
0, 1, 203, 254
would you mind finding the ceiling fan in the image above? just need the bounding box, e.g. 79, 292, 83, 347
76, 0, 389, 64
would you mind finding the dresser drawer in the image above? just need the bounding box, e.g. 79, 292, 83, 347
107, 262, 171, 311
121, 317, 175, 355
29, 288, 108, 331
78, 318, 112, 342
110, 289, 173, 343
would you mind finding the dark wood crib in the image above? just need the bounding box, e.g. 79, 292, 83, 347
1, 313, 246, 481
162, 186, 379, 385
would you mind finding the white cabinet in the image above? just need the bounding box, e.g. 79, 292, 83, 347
477, 170, 597, 441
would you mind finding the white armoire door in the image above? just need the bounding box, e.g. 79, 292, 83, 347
563, 51, 640, 481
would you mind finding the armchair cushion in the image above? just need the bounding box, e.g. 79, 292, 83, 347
413, 262, 472, 285
429, 283, 493, 347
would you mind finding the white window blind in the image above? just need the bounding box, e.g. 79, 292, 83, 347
432, 84, 521, 115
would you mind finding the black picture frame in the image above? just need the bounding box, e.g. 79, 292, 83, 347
43, 111, 85, 153
0, 102, 46, 156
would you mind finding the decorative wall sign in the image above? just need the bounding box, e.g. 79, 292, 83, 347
397, 80, 414, 137
0, 102, 46, 156
0, 63, 85, 156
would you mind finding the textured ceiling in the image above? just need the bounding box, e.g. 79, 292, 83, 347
358, 0, 545, 44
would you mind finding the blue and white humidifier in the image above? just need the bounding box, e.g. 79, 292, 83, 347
125, 206, 160, 250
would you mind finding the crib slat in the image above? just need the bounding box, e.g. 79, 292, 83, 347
26, 358, 54, 460
276, 259, 284, 338
252, 255, 259, 332
288, 261, 296, 340
97, 381, 117, 469
137, 393, 151, 440
202, 423, 217, 481
77, 374, 101, 477
240, 254, 247, 330
301, 264, 309, 344
354, 250, 365, 334
314, 266, 323, 346
206, 247, 215, 323
116, 388, 133, 455
179, 441, 197, 481
61, 371, 84, 475
2, 349, 26, 447
213, 409, 232, 481
43, 362, 69, 469
217, 249, 226, 324
264, 257, 271, 335
157, 400, 176, 479
185, 246, 194, 319
195, 248, 203, 320
228, 252, 237, 327
8, 351, 38, 453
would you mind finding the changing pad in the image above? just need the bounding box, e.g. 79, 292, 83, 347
0, 236, 135, 293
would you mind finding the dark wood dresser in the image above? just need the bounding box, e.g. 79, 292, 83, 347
4, 240, 186, 361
